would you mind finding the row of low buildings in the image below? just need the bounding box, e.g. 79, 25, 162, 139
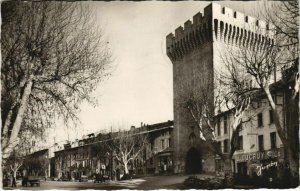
23, 2, 298, 184
24, 121, 174, 180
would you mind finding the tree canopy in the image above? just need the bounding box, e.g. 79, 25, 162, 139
1, 1, 111, 158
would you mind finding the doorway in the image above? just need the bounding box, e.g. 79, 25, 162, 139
185, 147, 202, 174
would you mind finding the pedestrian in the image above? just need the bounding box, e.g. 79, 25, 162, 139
11, 175, 16, 187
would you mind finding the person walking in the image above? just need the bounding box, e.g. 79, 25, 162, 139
11, 175, 16, 187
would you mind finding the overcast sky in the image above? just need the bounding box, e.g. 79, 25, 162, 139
46, 1, 268, 146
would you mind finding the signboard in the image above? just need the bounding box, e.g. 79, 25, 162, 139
235, 149, 281, 162
256, 161, 278, 176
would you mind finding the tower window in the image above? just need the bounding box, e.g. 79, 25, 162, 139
222, 7, 225, 14
256, 20, 259, 26
245, 16, 248, 23
234, 12, 237, 18
266, 24, 269, 30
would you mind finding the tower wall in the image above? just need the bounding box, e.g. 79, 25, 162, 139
166, 7, 215, 174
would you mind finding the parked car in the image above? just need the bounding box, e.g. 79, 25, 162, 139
80, 175, 88, 182
102, 175, 110, 182
61, 177, 70, 181
22, 176, 40, 187
94, 174, 110, 183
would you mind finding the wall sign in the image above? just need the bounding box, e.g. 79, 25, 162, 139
235, 149, 280, 162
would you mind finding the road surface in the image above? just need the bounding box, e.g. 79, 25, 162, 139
4, 174, 213, 190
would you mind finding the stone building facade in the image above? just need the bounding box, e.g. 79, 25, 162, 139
214, 91, 284, 181
214, 74, 299, 184
53, 121, 174, 180
166, 3, 276, 174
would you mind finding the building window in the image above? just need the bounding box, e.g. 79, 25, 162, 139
168, 138, 171, 148
224, 116, 228, 134
256, 20, 259, 26
237, 136, 243, 150
217, 142, 222, 152
257, 113, 263, 127
217, 119, 221, 136
266, 24, 269, 30
269, 110, 274, 124
245, 16, 248, 23
270, 132, 277, 149
161, 140, 165, 150
234, 11, 237, 18
224, 139, 229, 153
222, 7, 225, 14
258, 135, 264, 151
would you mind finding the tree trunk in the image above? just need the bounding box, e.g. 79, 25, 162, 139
286, 148, 299, 186
265, 87, 299, 186
2, 79, 33, 158
264, 87, 289, 146
222, 156, 234, 187
13, 170, 17, 180
1, 107, 14, 149
124, 163, 129, 175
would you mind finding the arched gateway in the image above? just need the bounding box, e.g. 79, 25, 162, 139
185, 147, 202, 174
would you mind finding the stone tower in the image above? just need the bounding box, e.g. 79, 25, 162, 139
166, 3, 271, 174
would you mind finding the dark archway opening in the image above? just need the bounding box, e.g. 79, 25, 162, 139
185, 147, 202, 174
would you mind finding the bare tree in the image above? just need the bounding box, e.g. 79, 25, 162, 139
5, 150, 24, 184
108, 129, 147, 178
2, 131, 33, 184
262, 1, 298, 51
222, 15, 299, 185
180, 67, 252, 185
261, 0, 299, 96
1, 1, 111, 158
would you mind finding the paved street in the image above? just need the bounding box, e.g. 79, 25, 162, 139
4, 174, 213, 190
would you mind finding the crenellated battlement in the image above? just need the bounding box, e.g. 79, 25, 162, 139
166, 9, 213, 61
166, 3, 274, 62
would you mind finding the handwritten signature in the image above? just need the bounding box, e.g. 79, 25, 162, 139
257, 161, 278, 176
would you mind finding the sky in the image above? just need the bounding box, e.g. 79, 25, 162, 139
45, 1, 267, 146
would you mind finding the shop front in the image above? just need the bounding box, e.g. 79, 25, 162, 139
155, 148, 173, 174
234, 148, 284, 185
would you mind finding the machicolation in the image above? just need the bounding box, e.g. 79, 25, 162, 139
166, 3, 274, 62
